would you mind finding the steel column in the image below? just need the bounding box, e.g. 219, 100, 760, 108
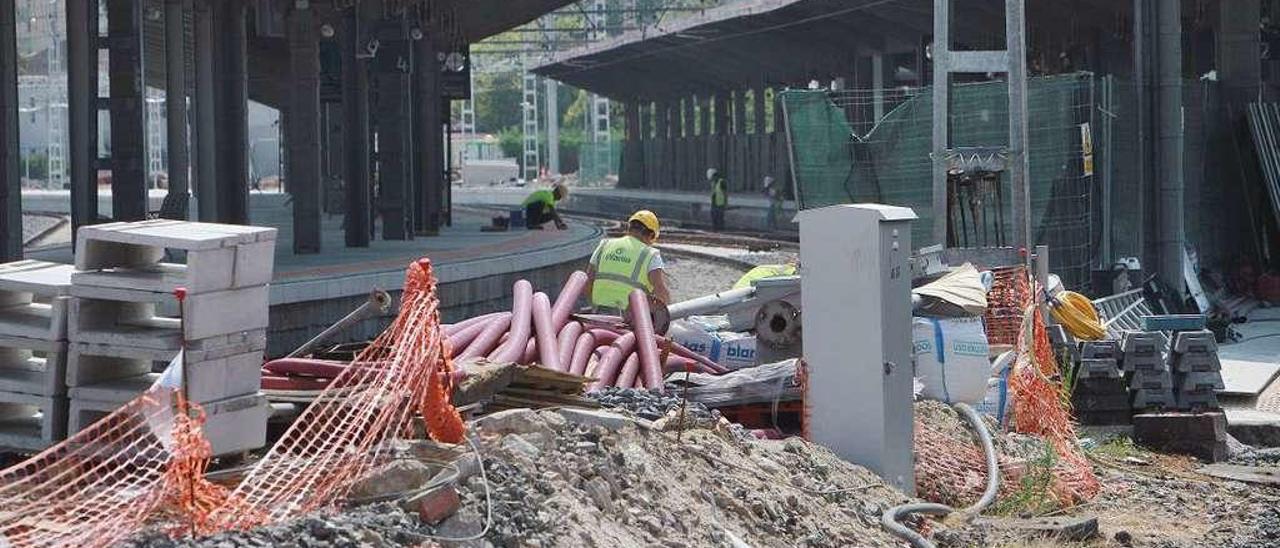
0, 0, 21, 259
1134, 0, 1152, 267
287, 2, 321, 253
163, 0, 190, 220
214, 0, 249, 224
107, 0, 147, 221
1005, 0, 1031, 252
67, 0, 98, 233
193, 0, 216, 221
374, 22, 412, 240
930, 0, 950, 246
1156, 0, 1184, 295
342, 8, 371, 245
412, 25, 444, 236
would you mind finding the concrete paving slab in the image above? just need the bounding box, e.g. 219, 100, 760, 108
1219, 359, 1280, 396
1224, 408, 1280, 447
77, 220, 276, 251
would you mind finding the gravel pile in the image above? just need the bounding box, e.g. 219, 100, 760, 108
1228, 446, 1280, 467
586, 386, 716, 421
124, 503, 435, 547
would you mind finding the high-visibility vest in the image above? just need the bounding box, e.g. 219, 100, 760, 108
733, 264, 797, 290
711, 178, 728, 207
590, 236, 656, 309
522, 189, 556, 213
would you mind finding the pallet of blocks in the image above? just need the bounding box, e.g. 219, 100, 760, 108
0, 261, 74, 452
67, 220, 277, 456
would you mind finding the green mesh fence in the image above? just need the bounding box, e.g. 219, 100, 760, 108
579, 140, 621, 183
781, 73, 1097, 287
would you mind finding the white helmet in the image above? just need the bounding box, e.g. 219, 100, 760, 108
706, 168, 718, 180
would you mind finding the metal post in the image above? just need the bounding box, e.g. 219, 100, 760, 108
107, 0, 147, 221
342, 6, 371, 246
374, 18, 412, 240
1006, 0, 1031, 253
0, 0, 21, 260
545, 78, 559, 174
215, 0, 249, 224
931, 0, 950, 246
288, 0, 321, 253
872, 52, 885, 122
1156, 0, 1185, 295
413, 23, 443, 235
164, 0, 190, 219
1134, 0, 1152, 269
194, 0, 216, 221
67, 0, 99, 234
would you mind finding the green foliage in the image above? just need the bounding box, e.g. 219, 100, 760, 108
24, 152, 47, 180
475, 72, 522, 134
497, 126, 523, 161
1087, 436, 1144, 460
992, 445, 1060, 517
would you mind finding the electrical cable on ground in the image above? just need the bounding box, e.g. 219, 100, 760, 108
1049, 290, 1107, 340
881, 402, 1000, 548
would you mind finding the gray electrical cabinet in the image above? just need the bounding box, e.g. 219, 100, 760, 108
797, 204, 917, 493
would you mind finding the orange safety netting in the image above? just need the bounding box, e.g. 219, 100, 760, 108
0, 258, 464, 546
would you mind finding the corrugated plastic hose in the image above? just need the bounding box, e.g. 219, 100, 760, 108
881, 403, 999, 548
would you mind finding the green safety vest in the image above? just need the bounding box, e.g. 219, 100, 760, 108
590, 236, 656, 309
711, 178, 728, 207
733, 264, 797, 290
522, 189, 556, 213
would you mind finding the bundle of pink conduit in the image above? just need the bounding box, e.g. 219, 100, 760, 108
444, 271, 728, 393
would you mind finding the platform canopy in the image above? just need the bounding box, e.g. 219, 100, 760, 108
532, 0, 1124, 100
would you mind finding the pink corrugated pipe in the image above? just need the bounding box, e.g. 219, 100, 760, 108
447, 320, 491, 356
658, 336, 730, 374
557, 321, 584, 372
586, 328, 620, 347
445, 312, 502, 336
569, 332, 596, 376
589, 331, 636, 391
521, 338, 538, 364
628, 290, 664, 393
491, 280, 534, 363
616, 352, 642, 389
456, 313, 511, 360
532, 292, 562, 371
550, 271, 588, 329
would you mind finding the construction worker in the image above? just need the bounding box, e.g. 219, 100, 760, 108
585, 210, 671, 311
733, 259, 799, 290
522, 183, 569, 230
708, 168, 728, 231
762, 175, 783, 231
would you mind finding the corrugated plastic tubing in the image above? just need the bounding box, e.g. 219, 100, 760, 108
556, 321, 584, 373
616, 352, 642, 389
521, 338, 538, 364
550, 271, 588, 328
531, 292, 562, 372
445, 312, 503, 336
587, 328, 620, 347
456, 313, 511, 360
446, 320, 490, 355
491, 280, 533, 363
569, 332, 596, 376
589, 331, 636, 391
658, 336, 729, 374
628, 290, 664, 393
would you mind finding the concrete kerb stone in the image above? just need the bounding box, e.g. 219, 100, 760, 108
69, 294, 268, 351
0, 260, 74, 296
0, 297, 69, 342
0, 391, 68, 451
68, 350, 261, 404
68, 392, 269, 455
0, 339, 68, 396
66, 335, 265, 388
74, 220, 276, 294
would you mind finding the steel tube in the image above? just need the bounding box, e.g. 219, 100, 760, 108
532, 293, 561, 370
629, 290, 664, 393
666, 287, 755, 320
557, 321, 584, 373
491, 280, 533, 363
569, 332, 596, 376
287, 290, 391, 358
458, 313, 512, 360
589, 332, 636, 391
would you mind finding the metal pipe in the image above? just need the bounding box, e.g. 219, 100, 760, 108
666, 287, 755, 321
551, 271, 588, 328
287, 289, 391, 358
629, 290, 664, 393
457, 313, 512, 361
569, 332, 596, 377
589, 331, 636, 391
532, 293, 561, 370
557, 321, 584, 373
491, 280, 534, 363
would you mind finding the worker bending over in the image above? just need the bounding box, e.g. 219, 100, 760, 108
733, 260, 799, 290
708, 168, 728, 231
522, 183, 568, 230
586, 210, 671, 311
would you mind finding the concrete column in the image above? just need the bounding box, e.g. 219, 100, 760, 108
623, 101, 641, 187
714, 91, 730, 175
193, 0, 217, 222
732, 89, 746, 135
163, 0, 190, 220
67, 0, 98, 233
683, 95, 695, 138
1155, 0, 1184, 295
214, 0, 249, 224
342, 8, 371, 245
412, 29, 444, 236
287, 2, 321, 253
698, 95, 710, 136
374, 22, 412, 240
753, 85, 766, 135
106, 0, 147, 221
0, 0, 21, 259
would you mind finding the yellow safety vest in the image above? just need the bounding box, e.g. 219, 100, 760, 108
711, 178, 728, 207
590, 236, 656, 309
522, 189, 556, 214
733, 264, 797, 289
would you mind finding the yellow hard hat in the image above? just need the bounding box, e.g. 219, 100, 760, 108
628, 210, 660, 238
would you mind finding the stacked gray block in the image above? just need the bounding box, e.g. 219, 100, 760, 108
0, 260, 75, 451
1077, 340, 1120, 379
1121, 331, 1175, 409
1169, 330, 1224, 410
68, 220, 277, 455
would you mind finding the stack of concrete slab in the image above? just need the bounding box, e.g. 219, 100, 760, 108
1169, 330, 1225, 410
1122, 331, 1175, 409
67, 220, 277, 455
0, 260, 74, 451
1072, 340, 1131, 425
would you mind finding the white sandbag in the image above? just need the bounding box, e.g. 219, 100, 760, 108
911, 316, 991, 404
667, 319, 758, 371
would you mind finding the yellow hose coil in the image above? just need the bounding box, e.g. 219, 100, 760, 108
1050, 291, 1107, 340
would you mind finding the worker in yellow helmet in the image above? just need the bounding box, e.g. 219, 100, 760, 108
586, 210, 671, 311
733, 259, 799, 290
522, 183, 569, 230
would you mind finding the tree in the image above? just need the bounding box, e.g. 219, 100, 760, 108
474, 72, 522, 134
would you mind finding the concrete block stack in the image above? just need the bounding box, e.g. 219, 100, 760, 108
1072, 340, 1131, 425
1168, 330, 1224, 410
1121, 331, 1175, 410
0, 260, 75, 451
67, 220, 277, 455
